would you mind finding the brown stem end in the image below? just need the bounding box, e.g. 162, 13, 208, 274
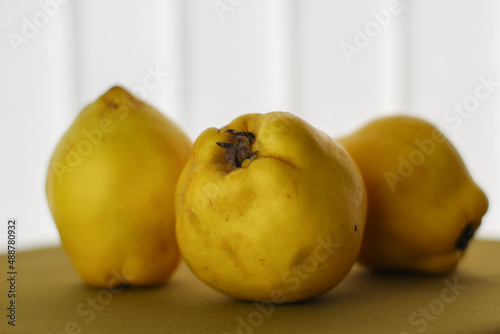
455, 223, 475, 250
216, 129, 257, 168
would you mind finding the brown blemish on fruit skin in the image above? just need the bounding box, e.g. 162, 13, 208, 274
99, 88, 142, 114
219, 237, 245, 273
185, 207, 200, 226
216, 130, 257, 168
64, 144, 74, 155
291, 249, 311, 271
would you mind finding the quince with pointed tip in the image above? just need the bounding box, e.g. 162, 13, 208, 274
46, 86, 191, 287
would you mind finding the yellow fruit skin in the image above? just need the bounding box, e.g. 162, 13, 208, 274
46, 86, 191, 287
175, 112, 366, 303
338, 116, 488, 274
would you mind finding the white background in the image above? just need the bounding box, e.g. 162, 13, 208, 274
0, 0, 499, 253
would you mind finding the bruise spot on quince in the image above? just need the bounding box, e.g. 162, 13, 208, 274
216, 129, 257, 168
291, 249, 311, 271
219, 236, 246, 273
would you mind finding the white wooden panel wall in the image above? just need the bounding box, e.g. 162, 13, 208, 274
0, 0, 77, 250
0, 0, 499, 252
75, 0, 186, 127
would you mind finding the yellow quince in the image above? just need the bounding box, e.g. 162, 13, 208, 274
46, 86, 191, 287
175, 112, 366, 302
338, 115, 488, 273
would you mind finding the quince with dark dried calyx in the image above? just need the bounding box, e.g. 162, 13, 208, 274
338, 115, 488, 274
175, 112, 366, 302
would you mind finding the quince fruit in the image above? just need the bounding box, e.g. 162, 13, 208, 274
175, 112, 366, 302
338, 115, 488, 273
46, 86, 191, 287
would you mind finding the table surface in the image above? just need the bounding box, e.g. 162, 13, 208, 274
1, 240, 499, 334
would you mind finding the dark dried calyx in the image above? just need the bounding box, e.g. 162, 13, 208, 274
216, 129, 257, 168
455, 223, 475, 250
